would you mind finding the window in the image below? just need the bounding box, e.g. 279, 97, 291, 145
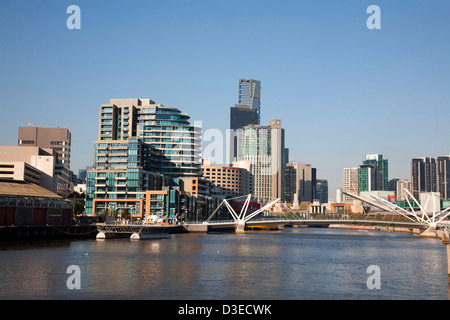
19, 140, 35, 144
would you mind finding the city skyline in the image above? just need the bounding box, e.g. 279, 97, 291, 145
1, 1, 449, 198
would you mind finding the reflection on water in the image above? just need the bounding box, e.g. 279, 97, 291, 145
0, 227, 448, 300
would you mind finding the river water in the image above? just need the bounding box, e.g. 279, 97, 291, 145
0, 227, 448, 300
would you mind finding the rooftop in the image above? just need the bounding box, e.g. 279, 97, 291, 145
0, 179, 62, 199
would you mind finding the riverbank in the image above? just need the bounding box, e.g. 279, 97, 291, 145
328, 224, 449, 243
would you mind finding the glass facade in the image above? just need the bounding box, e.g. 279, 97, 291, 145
358, 154, 389, 193
238, 79, 261, 112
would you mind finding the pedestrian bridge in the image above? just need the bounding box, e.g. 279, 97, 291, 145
184, 192, 450, 238
184, 216, 437, 234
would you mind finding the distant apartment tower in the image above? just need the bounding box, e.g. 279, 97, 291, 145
236, 119, 286, 205
358, 154, 388, 193
315, 179, 328, 204
396, 179, 412, 201
411, 157, 437, 199
343, 167, 359, 202
286, 162, 316, 206
437, 156, 450, 200
17, 127, 73, 196
229, 79, 261, 164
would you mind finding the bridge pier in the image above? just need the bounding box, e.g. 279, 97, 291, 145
235, 221, 246, 234
96, 231, 106, 239
419, 224, 437, 238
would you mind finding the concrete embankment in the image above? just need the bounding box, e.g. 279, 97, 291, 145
0, 225, 98, 241
328, 224, 422, 235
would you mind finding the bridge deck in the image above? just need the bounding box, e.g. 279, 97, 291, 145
186, 218, 434, 232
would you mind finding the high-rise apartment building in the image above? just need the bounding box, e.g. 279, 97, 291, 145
229, 79, 261, 164
236, 119, 286, 205
86, 98, 203, 216
17, 126, 73, 196
437, 156, 450, 200
358, 154, 388, 193
97, 98, 202, 177
396, 179, 412, 201
286, 162, 316, 206
411, 157, 437, 199
343, 167, 359, 202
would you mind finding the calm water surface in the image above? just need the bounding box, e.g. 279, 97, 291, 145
0, 227, 448, 300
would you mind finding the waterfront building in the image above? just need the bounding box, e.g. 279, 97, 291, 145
18, 127, 74, 197
0, 146, 56, 192
236, 119, 286, 205
86, 98, 220, 220
343, 167, 359, 202
411, 157, 437, 199
97, 99, 202, 177
85, 138, 166, 216
0, 179, 72, 226
0, 161, 43, 186
201, 160, 252, 198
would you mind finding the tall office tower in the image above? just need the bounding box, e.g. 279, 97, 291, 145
18, 126, 73, 196
284, 165, 297, 204
85, 98, 202, 216
437, 155, 450, 200
396, 179, 412, 201
238, 79, 261, 113
315, 179, 328, 204
286, 162, 315, 206
411, 157, 437, 199
229, 105, 259, 164
362, 154, 389, 190
229, 79, 261, 164
343, 167, 359, 202
236, 119, 286, 205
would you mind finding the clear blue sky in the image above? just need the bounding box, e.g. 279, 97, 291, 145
1, 0, 449, 199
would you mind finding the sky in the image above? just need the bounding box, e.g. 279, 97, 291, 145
1, 0, 449, 199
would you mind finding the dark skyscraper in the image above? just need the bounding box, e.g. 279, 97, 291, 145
229, 79, 261, 164
437, 156, 450, 200
411, 157, 437, 199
